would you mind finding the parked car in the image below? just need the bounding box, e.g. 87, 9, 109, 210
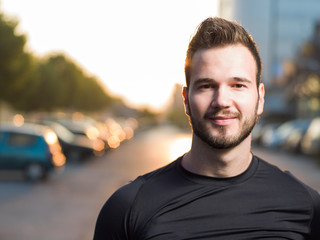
259, 122, 282, 147
261, 119, 311, 149
282, 119, 312, 153
41, 121, 96, 161
0, 123, 66, 181
56, 118, 106, 155
301, 117, 320, 156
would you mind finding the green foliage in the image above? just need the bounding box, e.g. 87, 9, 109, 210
0, 13, 33, 102
25, 54, 112, 112
0, 10, 115, 113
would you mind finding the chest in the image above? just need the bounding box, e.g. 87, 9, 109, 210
134, 185, 311, 240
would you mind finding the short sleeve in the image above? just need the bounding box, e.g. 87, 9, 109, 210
93, 177, 144, 240
284, 171, 320, 240
308, 187, 320, 240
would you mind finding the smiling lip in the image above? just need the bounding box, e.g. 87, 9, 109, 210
207, 115, 238, 126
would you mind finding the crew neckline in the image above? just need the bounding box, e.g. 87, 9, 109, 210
176, 155, 259, 186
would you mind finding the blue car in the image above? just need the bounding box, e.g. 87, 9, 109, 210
0, 123, 66, 181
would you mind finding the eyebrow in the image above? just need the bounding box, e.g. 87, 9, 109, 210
232, 77, 253, 85
193, 77, 253, 85
193, 78, 213, 85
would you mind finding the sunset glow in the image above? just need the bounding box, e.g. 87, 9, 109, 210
1, 0, 218, 111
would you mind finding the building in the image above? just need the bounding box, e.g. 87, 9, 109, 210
219, 0, 320, 119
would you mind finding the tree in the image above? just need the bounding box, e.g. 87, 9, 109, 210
0, 8, 120, 113
27, 53, 112, 112
0, 13, 34, 104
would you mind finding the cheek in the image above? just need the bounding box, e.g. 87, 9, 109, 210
235, 94, 258, 115
189, 94, 211, 114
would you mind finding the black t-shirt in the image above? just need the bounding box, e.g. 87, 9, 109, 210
94, 156, 320, 240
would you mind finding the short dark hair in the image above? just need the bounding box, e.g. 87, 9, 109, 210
185, 17, 262, 88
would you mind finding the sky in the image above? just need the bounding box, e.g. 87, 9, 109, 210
1, 0, 218, 111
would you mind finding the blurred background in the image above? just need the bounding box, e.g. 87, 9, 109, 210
0, 0, 320, 240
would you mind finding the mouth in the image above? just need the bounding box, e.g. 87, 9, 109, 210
208, 116, 237, 126
205, 111, 240, 126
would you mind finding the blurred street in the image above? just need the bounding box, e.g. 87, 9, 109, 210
0, 125, 319, 240
1, 1, 320, 239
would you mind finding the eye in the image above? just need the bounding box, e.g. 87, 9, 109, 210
202, 84, 212, 89
199, 84, 214, 90
231, 78, 252, 89
234, 84, 245, 88
232, 83, 247, 89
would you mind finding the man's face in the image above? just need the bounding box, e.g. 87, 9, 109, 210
183, 44, 265, 149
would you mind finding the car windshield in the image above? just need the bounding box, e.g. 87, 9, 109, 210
8, 133, 36, 146
49, 123, 75, 143
277, 119, 311, 139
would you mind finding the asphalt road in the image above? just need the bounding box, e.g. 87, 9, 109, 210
0, 125, 319, 240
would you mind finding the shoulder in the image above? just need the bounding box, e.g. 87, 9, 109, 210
255, 156, 317, 192
254, 155, 320, 210
93, 159, 180, 240
140, 159, 179, 183
282, 170, 320, 239
255, 155, 318, 195
103, 160, 178, 210
93, 176, 145, 240
103, 158, 178, 213
255, 155, 320, 239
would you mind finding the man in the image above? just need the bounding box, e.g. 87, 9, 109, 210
94, 17, 320, 240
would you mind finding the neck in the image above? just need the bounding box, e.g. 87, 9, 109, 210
182, 134, 253, 178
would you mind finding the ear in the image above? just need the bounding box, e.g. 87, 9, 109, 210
257, 83, 265, 116
182, 87, 190, 116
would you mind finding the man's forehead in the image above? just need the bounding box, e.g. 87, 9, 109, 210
190, 44, 258, 83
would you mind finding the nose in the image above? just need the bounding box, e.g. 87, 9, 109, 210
211, 86, 231, 109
